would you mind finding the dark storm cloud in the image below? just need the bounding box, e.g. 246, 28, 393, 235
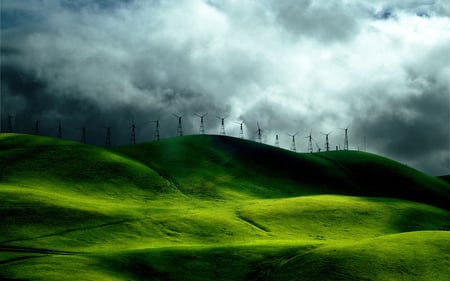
265, 0, 359, 42
355, 85, 448, 171
1, 0, 449, 175
348, 41, 450, 174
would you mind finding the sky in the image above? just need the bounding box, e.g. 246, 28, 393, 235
1, 0, 449, 176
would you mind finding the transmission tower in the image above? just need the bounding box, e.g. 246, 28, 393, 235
275, 134, 280, 147
130, 118, 136, 144
321, 131, 332, 152
34, 120, 41, 135
103, 127, 111, 147
287, 132, 299, 152
255, 122, 263, 143
173, 114, 183, 136
217, 116, 227, 135
195, 113, 207, 135
57, 120, 63, 139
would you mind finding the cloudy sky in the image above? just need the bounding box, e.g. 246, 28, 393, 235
1, 0, 449, 175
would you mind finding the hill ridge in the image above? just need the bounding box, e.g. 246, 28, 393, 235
113, 134, 450, 209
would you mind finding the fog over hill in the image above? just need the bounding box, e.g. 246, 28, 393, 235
1, 0, 449, 175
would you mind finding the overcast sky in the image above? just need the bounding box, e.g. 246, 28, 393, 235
1, 0, 449, 175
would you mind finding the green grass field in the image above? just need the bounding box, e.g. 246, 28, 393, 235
1, 133, 449, 280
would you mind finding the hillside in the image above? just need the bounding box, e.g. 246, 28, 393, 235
1, 133, 449, 280
439, 175, 450, 184
113, 135, 450, 209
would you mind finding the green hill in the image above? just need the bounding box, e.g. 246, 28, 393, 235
0, 133, 449, 280
113, 135, 449, 208
439, 175, 450, 184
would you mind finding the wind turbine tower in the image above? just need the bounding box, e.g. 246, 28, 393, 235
287, 132, 299, 152
151, 119, 160, 141
173, 114, 184, 136
275, 134, 279, 147
76, 127, 87, 144
306, 130, 313, 153
314, 138, 321, 152
103, 127, 111, 147
217, 116, 227, 135
339, 126, 349, 150
6, 115, 13, 133
57, 120, 63, 139
255, 122, 263, 143
321, 132, 332, 152
195, 113, 207, 135
364, 135, 367, 152
130, 118, 136, 144
34, 120, 41, 135
235, 121, 245, 139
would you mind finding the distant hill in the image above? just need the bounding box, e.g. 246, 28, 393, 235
113, 135, 450, 209
439, 175, 450, 184
1, 133, 449, 281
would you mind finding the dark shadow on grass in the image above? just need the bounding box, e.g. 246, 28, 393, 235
0, 218, 139, 245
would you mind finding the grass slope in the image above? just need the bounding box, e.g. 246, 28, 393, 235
1, 133, 449, 280
439, 175, 450, 184
113, 135, 450, 209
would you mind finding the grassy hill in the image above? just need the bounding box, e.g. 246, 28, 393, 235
439, 175, 450, 184
113, 135, 449, 208
0, 133, 449, 280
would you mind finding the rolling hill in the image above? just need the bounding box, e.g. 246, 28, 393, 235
0, 133, 449, 280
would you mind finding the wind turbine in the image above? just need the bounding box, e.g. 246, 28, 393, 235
56, 120, 63, 139
286, 132, 299, 152
150, 118, 161, 141
34, 120, 42, 135
305, 129, 313, 153
313, 138, 321, 152
75, 127, 87, 144
172, 113, 184, 136
320, 131, 332, 152
103, 126, 111, 147
130, 117, 136, 144
339, 126, 350, 150
255, 122, 263, 143
6, 115, 14, 133
275, 134, 280, 147
216, 115, 227, 135
235, 121, 245, 139
195, 113, 208, 135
